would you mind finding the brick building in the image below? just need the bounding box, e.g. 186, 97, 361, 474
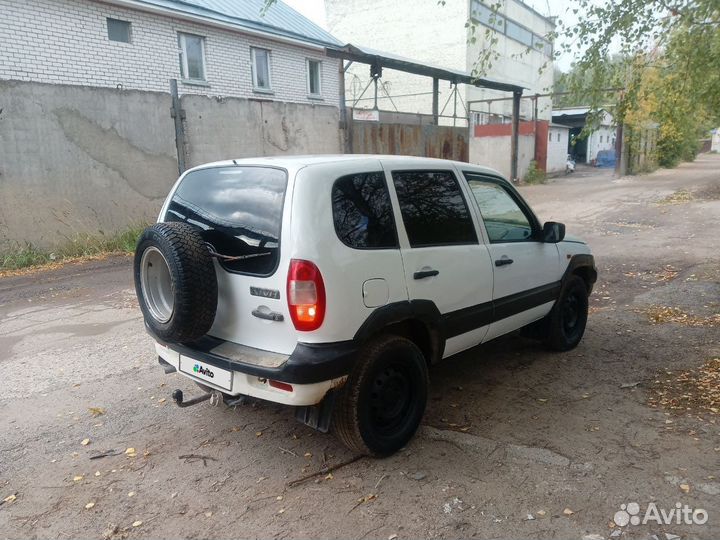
0, 0, 342, 104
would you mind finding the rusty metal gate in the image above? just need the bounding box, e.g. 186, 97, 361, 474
350, 122, 468, 162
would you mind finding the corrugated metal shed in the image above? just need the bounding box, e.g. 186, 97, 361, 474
128, 0, 341, 47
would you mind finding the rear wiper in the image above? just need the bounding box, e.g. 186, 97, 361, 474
206, 248, 272, 262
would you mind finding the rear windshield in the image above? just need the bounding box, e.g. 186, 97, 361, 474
165, 166, 287, 275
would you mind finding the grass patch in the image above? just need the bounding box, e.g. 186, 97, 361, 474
523, 160, 547, 184
0, 224, 147, 272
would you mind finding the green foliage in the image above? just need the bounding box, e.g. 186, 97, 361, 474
0, 224, 147, 271
555, 1, 720, 168
523, 160, 546, 184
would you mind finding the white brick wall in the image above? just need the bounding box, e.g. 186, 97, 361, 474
0, 0, 340, 105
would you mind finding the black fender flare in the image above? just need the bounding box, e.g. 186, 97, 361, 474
561, 254, 597, 295
354, 300, 445, 363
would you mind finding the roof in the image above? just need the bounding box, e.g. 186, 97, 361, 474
186, 154, 502, 177
116, 0, 341, 47
552, 107, 596, 116
552, 107, 614, 126
326, 44, 524, 94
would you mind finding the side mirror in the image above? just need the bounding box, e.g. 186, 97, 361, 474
543, 221, 566, 243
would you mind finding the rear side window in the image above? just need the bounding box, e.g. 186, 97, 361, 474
392, 170, 477, 247
165, 166, 287, 275
332, 172, 398, 249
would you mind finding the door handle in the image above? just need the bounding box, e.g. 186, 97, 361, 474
413, 269, 439, 279
494, 258, 514, 267
252, 308, 284, 322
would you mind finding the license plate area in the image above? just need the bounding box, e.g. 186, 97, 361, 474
179, 356, 233, 391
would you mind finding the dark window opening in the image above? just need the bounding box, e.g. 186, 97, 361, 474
107, 18, 131, 43
392, 170, 477, 247
165, 166, 287, 275
332, 172, 398, 249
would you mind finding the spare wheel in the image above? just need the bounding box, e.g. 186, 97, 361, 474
134, 222, 217, 343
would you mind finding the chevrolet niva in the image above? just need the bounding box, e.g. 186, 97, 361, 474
134, 155, 596, 456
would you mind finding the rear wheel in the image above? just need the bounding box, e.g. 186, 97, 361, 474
333, 335, 428, 457
544, 275, 589, 351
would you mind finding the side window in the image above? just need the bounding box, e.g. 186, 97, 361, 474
332, 172, 398, 249
465, 176, 534, 243
392, 170, 477, 247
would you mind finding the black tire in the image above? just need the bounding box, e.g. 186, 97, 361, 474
134, 222, 217, 343
333, 335, 428, 457
543, 275, 589, 351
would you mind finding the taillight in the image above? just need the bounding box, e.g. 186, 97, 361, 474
287, 259, 326, 331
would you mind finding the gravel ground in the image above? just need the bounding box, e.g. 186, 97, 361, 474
1, 155, 719, 540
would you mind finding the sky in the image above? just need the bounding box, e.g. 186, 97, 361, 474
283, 0, 582, 72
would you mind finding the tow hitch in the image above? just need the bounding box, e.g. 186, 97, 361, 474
171, 388, 223, 408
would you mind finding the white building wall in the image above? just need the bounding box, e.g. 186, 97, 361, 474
547, 125, 569, 173
470, 134, 534, 179
466, 0, 555, 122
712, 129, 720, 152
0, 0, 340, 104
326, 0, 554, 125
326, 0, 467, 120
586, 126, 616, 163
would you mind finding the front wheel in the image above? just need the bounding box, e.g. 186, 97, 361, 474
333, 335, 428, 457
543, 275, 589, 351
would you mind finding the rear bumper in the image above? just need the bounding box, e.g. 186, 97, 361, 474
149, 327, 356, 405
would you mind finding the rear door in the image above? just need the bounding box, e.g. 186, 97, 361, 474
162, 165, 297, 355
383, 163, 494, 357
461, 172, 562, 341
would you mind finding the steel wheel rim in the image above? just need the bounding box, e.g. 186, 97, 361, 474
562, 292, 581, 335
140, 246, 174, 323
369, 364, 413, 434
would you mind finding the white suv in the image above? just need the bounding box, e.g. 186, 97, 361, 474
134, 155, 596, 456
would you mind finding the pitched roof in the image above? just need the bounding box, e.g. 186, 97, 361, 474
126, 0, 341, 47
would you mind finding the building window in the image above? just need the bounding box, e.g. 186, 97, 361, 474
107, 18, 131, 43
472, 1, 552, 57
549, 131, 552, 142
178, 32, 206, 82
471, 1, 505, 31
251, 48, 272, 91
506, 20, 533, 47
557, 132, 561, 142
307, 59, 322, 97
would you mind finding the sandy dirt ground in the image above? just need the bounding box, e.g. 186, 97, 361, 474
1, 155, 719, 540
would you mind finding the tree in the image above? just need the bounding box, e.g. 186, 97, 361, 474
555, 1, 720, 166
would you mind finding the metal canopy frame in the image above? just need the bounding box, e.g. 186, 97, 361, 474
326, 44, 524, 94
328, 43, 525, 179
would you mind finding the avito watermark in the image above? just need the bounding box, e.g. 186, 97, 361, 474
614, 502, 708, 527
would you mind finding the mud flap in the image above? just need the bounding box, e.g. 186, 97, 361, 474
295, 390, 336, 433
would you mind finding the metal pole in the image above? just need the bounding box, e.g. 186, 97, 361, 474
452, 84, 458, 127
510, 90, 522, 181
338, 61, 351, 154
169, 79, 186, 174
432, 77, 439, 125
373, 76, 378, 110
